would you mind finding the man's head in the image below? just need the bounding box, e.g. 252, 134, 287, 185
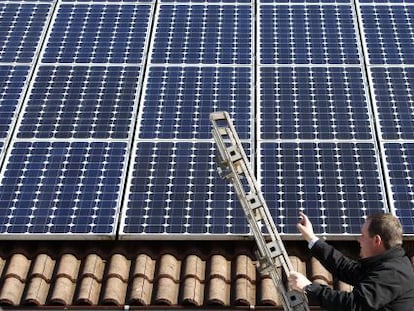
359, 213, 403, 258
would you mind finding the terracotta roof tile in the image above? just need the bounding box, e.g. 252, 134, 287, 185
290, 256, 306, 275
102, 254, 130, 305
310, 257, 333, 287
4, 253, 31, 281
24, 277, 50, 306
30, 254, 55, 281
107, 254, 130, 281
50, 277, 76, 306
0, 277, 26, 306
0, 240, 411, 309
154, 254, 181, 305
234, 254, 255, 306
49, 254, 80, 305
23, 254, 55, 305
76, 254, 105, 305
103, 277, 127, 306
0, 253, 31, 306
207, 255, 231, 305
182, 255, 205, 306
129, 254, 155, 305
259, 276, 280, 306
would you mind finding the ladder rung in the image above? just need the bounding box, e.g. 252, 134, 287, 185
227, 145, 242, 163
217, 127, 229, 136
267, 240, 284, 259
245, 193, 265, 221
246, 193, 262, 209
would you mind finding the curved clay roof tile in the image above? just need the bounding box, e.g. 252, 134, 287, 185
49, 253, 80, 305
0, 253, 31, 306
128, 253, 155, 306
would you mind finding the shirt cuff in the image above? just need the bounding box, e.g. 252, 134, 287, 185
307, 237, 319, 249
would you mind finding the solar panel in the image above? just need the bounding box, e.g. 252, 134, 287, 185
261, 0, 350, 3
384, 143, 414, 234
361, 5, 414, 65
61, 0, 150, 2
259, 5, 360, 64
16, 65, 141, 139
160, 0, 251, 2
138, 66, 252, 140
1, 0, 413, 241
0, 3, 50, 63
0, 141, 127, 236
259, 67, 372, 140
121, 141, 249, 236
360, 0, 414, 2
260, 142, 386, 235
42, 4, 152, 64
4, 0, 54, 2
370, 67, 414, 140
150, 4, 252, 64
0, 65, 30, 139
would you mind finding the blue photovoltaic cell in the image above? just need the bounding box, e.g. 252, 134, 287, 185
151, 5, 252, 64
122, 142, 249, 235
260, 67, 372, 140
0, 3, 50, 63
361, 6, 414, 65
0, 66, 30, 139
384, 143, 414, 234
260, 5, 360, 65
139, 66, 251, 139
17, 66, 140, 139
370, 67, 414, 140
261, 142, 386, 235
42, 4, 151, 64
0, 141, 127, 235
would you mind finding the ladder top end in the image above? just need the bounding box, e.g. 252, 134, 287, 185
210, 111, 229, 121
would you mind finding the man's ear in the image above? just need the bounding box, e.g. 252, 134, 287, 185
374, 234, 383, 246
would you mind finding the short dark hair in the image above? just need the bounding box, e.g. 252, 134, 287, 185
366, 214, 403, 249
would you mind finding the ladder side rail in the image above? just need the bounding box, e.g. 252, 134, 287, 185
211, 113, 294, 273
210, 112, 310, 311
229, 161, 293, 274
224, 155, 299, 311
211, 113, 291, 273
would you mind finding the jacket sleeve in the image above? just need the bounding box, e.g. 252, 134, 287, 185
305, 283, 375, 311
310, 239, 362, 286
306, 269, 402, 311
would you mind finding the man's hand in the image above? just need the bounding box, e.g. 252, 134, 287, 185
288, 271, 312, 293
297, 212, 317, 242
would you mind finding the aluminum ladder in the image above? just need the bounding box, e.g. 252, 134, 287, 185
210, 111, 310, 311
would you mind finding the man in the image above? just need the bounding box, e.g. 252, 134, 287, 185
288, 212, 414, 310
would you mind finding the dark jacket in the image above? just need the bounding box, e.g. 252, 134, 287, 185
306, 239, 414, 311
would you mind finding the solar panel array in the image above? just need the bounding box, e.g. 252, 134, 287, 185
0, 0, 413, 239
358, 3, 414, 234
